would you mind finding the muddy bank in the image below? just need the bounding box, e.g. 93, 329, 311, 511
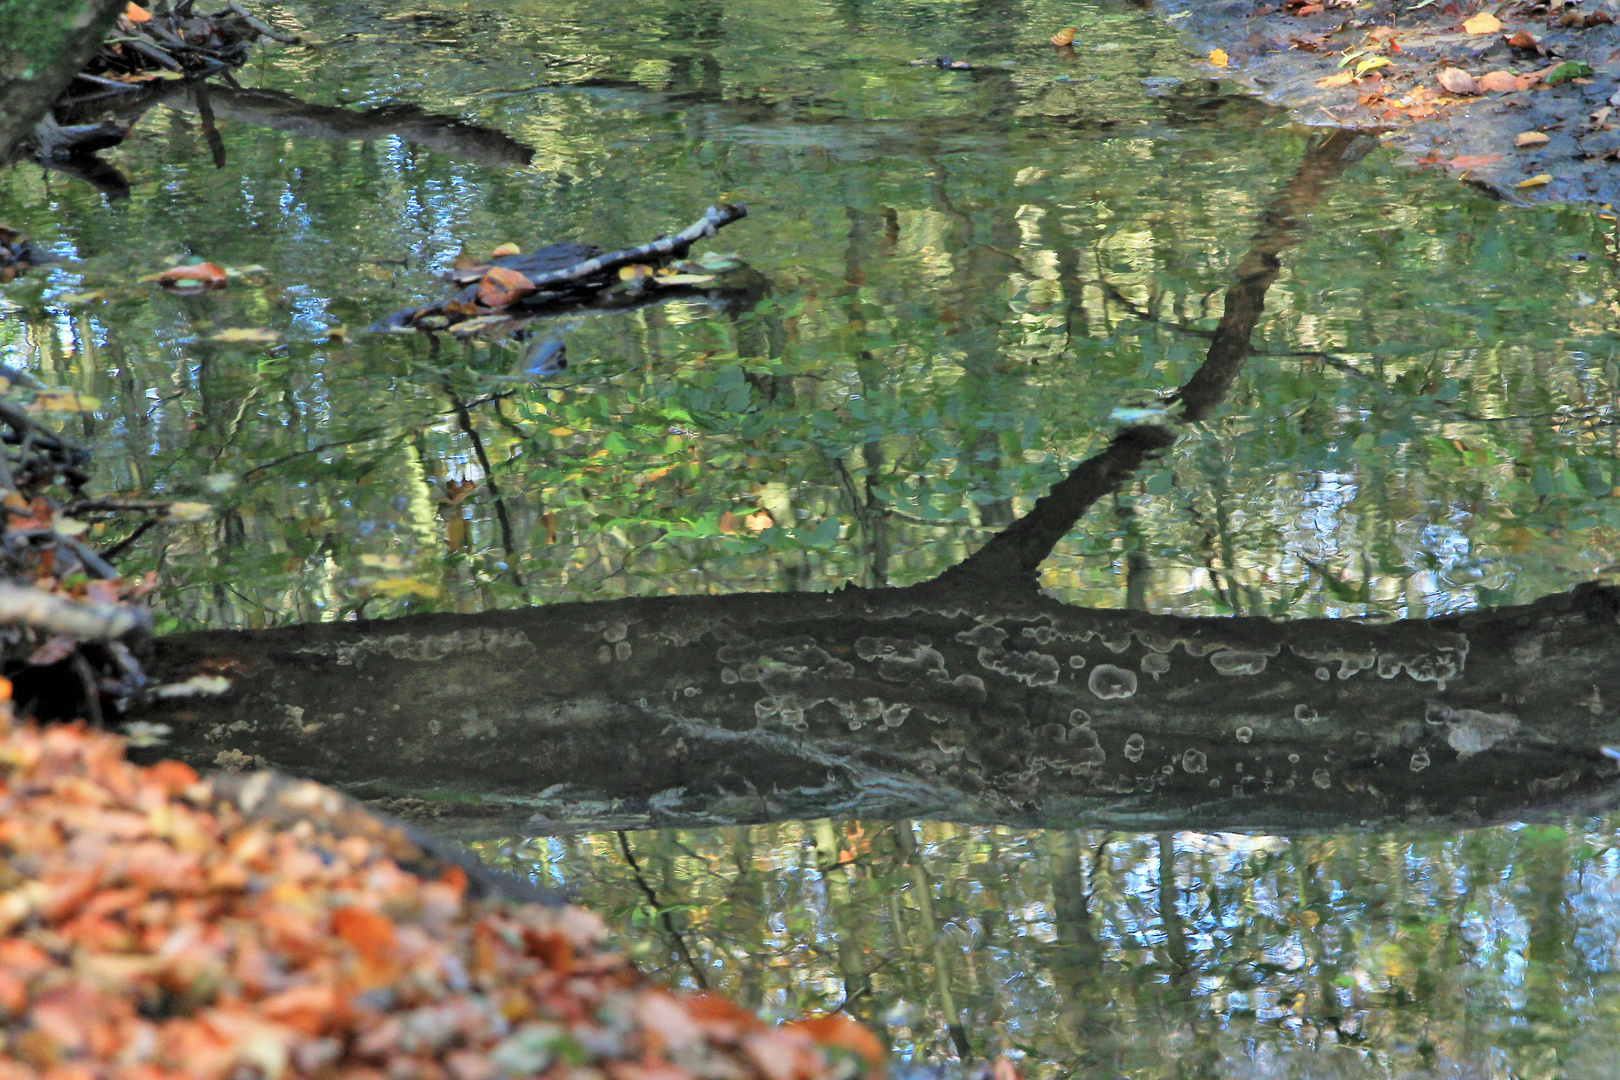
1156, 0, 1620, 205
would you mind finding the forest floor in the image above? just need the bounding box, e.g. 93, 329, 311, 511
1152, 0, 1620, 206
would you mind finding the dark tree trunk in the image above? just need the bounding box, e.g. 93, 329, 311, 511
132, 579, 1620, 836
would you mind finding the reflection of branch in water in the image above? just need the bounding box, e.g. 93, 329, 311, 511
442, 380, 526, 594
616, 831, 710, 990
933, 130, 1368, 592
156, 84, 535, 168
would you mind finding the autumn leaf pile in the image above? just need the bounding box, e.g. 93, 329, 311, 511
0, 692, 886, 1080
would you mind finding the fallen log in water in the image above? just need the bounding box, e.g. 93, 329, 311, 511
130, 579, 1620, 837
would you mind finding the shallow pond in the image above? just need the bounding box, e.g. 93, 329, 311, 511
4, 0, 1620, 1075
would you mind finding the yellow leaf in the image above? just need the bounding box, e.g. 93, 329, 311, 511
1208, 48, 1229, 68
1463, 12, 1501, 35
166, 502, 213, 523
368, 576, 441, 599
210, 327, 280, 344
618, 264, 654, 281
1516, 130, 1550, 147
1316, 73, 1356, 88
30, 390, 100, 413
359, 554, 407, 570
490, 242, 521, 257
1517, 173, 1552, 189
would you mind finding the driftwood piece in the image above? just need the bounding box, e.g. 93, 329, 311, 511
384, 204, 751, 334
0, 582, 148, 641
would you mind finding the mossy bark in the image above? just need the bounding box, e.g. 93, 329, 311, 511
0, 0, 128, 158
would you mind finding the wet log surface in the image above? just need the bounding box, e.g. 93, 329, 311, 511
131, 580, 1620, 838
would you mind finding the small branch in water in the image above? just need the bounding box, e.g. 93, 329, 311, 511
616, 831, 709, 990
226, 0, 302, 45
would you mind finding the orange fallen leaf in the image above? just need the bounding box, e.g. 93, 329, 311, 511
1516, 130, 1550, 147
1436, 68, 1478, 95
1476, 70, 1519, 92
786, 1015, 887, 1076
331, 905, 398, 963
1445, 154, 1503, 169
1506, 29, 1541, 49
1208, 48, 1229, 68
489, 242, 521, 257
476, 265, 535, 308
124, 2, 152, 21
1050, 26, 1076, 46
156, 262, 228, 290
1463, 12, 1501, 35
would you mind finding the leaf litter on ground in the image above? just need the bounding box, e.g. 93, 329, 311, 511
0, 688, 941, 1080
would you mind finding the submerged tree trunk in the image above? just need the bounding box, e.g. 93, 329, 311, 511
133, 580, 1620, 835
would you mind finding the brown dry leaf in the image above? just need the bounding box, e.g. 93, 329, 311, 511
476, 265, 535, 308
1436, 68, 1478, 95
1369, 25, 1397, 41
1208, 48, 1229, 68
1050, 26, 1076, 46
744, 509, 775, 532
541, 510, 558, 544
489, 242, 521, 257
1506, 29, 1541, 49
1446, 153, 1503, 169
1463, 12, 1501, 35
718, 511, 744, 535
1477, 70, 1520, 92
155, 262, 228, 290
1317, 72, 1356, 88
786, 1015, 887, 1076
1516, 130, 1551, 147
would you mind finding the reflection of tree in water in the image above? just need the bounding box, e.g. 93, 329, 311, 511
485, 820, 1612, 1078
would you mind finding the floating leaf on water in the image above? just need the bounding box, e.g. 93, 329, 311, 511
477, 265, 535, 308
1545, 61, 1593, 87
153, 262, 227, 290
165, 501, 213, 522
1208, 48, 1229, 68
1517, 173, 1553, 189
31, 390, 101, 413
1444, 154, 1502, 170
1354, 56, 1391, 76
1049, 26, 1076, 46
654, 273, 716, 286
57, 290, 111, 305
367, 576, 442, 599
1516, 130, 1550, 147
490, 242, 521, 257
210, 328, 280, 344
1436, 67, 1478, 95
693, 251, 742, 272
1316, 73, 1355, 88
618, 264, 654, 281
1462, 12, 1501, 35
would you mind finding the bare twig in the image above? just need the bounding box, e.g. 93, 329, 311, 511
226, 0, 302, 45
451, 204, 747, 291
0, 582, 148, 640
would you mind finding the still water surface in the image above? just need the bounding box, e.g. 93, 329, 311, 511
3, 1, 1620, 1074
